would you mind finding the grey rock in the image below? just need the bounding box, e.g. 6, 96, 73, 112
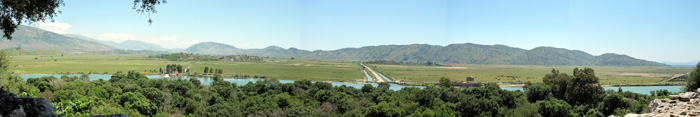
624, 113, 641, 117
680, 95, 691, 101
648, 99, 663, 112
680, 92, 698, 98
21, 98, 57, 117
0, 91, 57, 117
669, 95, 680, 100
6, 105, 26, 117
0, 91, 24, 117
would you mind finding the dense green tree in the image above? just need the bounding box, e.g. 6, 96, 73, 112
204, 67, 209, 74
361, 84, 374, 93
285, 105, 314, 117
537, 98, 574, 117
365, 101, 404, 117
524, 80, 533, 90
177, 64, 183, 73
438, 77, 452, 88
33, 81, 55, 92
526, 83, 552, 103
543, 69, 572, 100
116, 92, 158, 115
566, 67, 604, 105
685, 62, 700, 92
206, 102, 240, 117
585, 109, 604, 117
602, 93, 628, 115
189, 78, 201, 86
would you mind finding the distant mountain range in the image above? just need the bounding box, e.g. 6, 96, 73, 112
64, 34, 182, 52
661, 61, 700, 67
0, 26, 118, 53
184, 42, 668, 66
0, 25, 668, 66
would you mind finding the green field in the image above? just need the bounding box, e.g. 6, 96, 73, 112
367, 64, 692, 86
8, 52, 693, 85
9, 54, 365, 82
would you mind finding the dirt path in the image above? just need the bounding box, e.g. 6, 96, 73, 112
361, 63, 385, 82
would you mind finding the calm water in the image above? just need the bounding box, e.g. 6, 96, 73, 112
500, 86, 684, 95
21, 74, 683, 93
376, 72, 393, 82
20, 74, 422, 90
363, 70, 373, 82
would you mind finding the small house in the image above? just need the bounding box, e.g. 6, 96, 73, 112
466, 76, 475, 81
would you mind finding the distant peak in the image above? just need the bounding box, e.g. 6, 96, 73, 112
192, 42, 237, 49
264, 45, 284, 50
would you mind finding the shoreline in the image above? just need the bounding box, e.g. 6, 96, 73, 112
19, 73, 686, 88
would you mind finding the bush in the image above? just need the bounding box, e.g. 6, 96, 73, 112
603, 93, 628, 115
526, 83, 552, 103
537, 98, 574, 117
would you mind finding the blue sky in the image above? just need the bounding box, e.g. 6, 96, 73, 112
31, 0, 700, 63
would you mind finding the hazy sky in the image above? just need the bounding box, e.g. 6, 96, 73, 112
31, 0, 700, 63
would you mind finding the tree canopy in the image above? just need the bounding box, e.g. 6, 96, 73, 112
685, 62, 700, 92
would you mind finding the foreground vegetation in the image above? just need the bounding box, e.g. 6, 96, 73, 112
3, 68, 685, 116
2, 51, 700, 116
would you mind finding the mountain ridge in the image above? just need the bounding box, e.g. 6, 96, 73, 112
183, 42, 668, 66
0, 26, 118, 53
65, 34, 182, 52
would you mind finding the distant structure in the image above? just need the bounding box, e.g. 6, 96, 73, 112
466, 76, 475, 81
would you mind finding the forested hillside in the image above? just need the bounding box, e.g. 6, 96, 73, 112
0, 26, 118, 53
184, 42, 667, 66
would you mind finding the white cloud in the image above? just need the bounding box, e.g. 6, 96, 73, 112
33, 20, 72, 34
96, 33, 134, 42
237, 42, 251, 48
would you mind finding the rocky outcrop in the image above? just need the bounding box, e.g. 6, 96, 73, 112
627, 89, 700, 117
0, 91, 58, 117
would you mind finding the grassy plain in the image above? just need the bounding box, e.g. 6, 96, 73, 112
8, 52, 693, 85
367, 64, 692, 85
9, 54, 365, 82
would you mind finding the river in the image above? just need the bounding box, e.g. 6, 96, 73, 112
20, 74, 423, 91
21, 74, 683, 94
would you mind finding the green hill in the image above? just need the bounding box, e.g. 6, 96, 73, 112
184, 42, 668, 66
0, 26, 118, 53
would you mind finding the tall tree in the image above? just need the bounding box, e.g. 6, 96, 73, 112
0, 0, 164, 39
565, 67, 604, 105
542, 69, 572, 99
526, 83, 552, 103
177, 64, 183, 73
685, 62, 700, 92
204, 67, 209, 74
